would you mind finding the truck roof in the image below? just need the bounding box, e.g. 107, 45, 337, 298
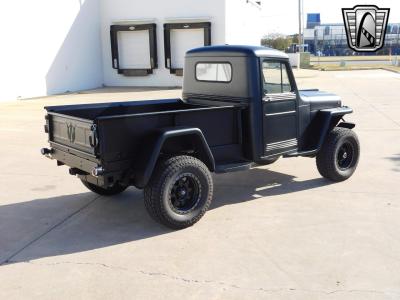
186, 45, 289, 59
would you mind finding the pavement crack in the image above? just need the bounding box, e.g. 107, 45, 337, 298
136, 270, 400, 296
0, 195, 100, 265
324, 289, 393, 295
3, 260, 399, 296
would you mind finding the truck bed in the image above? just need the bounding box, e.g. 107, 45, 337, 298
45, 98, 246, 181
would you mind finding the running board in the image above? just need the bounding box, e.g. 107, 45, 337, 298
284, 149, 318, 157
215, 161, 254, 173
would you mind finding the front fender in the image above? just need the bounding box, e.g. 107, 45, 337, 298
133, 127, 215, 188
286, 106, 355, 158
316, 106, 354, 150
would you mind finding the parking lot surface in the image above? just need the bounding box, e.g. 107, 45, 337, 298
0, 70, 400, 299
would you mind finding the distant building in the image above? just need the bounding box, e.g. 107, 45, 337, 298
303, 17, 400, 56
306, 13, 321, 29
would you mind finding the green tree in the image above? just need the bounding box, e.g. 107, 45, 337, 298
261, 34, 299, 51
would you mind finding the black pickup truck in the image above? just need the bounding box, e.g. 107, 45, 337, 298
41, 45, 360, 229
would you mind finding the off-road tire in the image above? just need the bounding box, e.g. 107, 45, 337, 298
316, 127, 360, 182
144, 155, 213, 229
81, 180, 128, 196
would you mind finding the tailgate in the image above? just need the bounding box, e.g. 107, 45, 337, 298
48, 113, 97, 155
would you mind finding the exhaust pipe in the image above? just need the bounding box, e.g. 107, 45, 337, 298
40, 148, 53, 156
91, 166, 105, 177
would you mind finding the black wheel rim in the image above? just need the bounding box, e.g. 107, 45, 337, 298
337, 142, 355, 170
170, 173, 201, 214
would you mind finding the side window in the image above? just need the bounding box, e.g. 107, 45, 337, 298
262, 61, 293, 94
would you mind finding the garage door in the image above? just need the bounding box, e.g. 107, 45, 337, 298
170, 28, 205, 70
110, 24, 158, 76
118, 30, 151, 69
164, 22, 211, 75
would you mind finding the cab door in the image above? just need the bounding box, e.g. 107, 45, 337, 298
262, 60, 298, 156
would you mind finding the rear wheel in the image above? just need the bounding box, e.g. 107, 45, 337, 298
144, 155, 213, 229
316, 127, 360, 182
81, 180, 128, 196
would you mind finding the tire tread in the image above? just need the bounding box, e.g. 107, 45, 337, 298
316, 127, 360, 182
144, 156, 213, 229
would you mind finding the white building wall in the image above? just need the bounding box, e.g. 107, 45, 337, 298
288, 53, 300, 67
225, 0, 263, 45
100, 0, 227, 87
0, 0, 103, 101
0, 0, 264, 100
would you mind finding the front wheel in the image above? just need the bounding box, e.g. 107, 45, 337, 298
144, 156, 213, 229
81, 180, 128, 196
316, 127, 360, 182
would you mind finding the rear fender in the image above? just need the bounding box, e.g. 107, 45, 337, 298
133, 127, 215, 188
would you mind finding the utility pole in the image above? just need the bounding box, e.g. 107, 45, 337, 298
298, 0, 302, 69
298, 0, 302, 52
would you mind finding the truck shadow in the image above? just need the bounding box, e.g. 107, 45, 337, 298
211, 167, 330, 209
1, 168, 331, 265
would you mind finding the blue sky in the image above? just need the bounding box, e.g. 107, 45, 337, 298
262, 0, 400, 34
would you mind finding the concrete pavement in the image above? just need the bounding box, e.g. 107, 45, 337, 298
0, 69, 399, 299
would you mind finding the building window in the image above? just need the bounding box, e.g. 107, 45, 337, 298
196, 63, 232, 82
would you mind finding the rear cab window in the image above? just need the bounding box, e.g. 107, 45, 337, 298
196, 63, 232, 82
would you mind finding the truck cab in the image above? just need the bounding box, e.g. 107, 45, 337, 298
42, 45, 360, 229
183, 45, 350, 163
